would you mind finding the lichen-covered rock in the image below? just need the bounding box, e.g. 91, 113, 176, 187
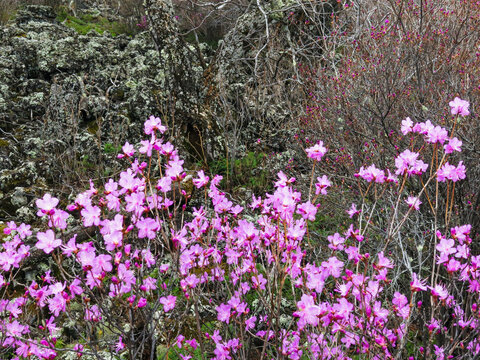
0, 4, 205, 219
210, 0, 339, 159
10, 187, 28, 207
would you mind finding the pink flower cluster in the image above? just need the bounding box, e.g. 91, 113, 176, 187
0, 99, 477, 360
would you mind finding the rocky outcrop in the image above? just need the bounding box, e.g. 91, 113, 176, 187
0, 4, 205, 222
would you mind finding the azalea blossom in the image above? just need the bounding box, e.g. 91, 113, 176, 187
347, 203, 360, 218
449, 97, 470, 116
400, 117, 413, 135
315, 175, 331, 195
36, 193, 59, 216
306, 141, 327, 161
405, 196, 422, 210
437, 161, 466, 182
294, 294, 321, 328
444, 137, 462, 154
118, 141, 135, 158
159, 295, 177, 312
36, 230, 61, 254
193, 170, 209, 188
355, 164, 385, 183
410, 273, 427, 292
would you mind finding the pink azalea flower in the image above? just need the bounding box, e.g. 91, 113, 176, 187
315, 175, 331, 195
434, 345, 445, 360
327, 233, 345, 251
252, 274, 267, 290
62, 235, 78, 257
321, 256, 343, 278
84, 304, 102, 322
159, 264, 170, 273
347, 203, 360, 218
16, 223, 32, 239
185, 338, 198, 349
413, 119, 434, 134
410, 273, 427, 292
444, 137, 462, 154
392, 291, 409, 319
81, 205, 101, 227
395, 149, 428, 176
118, 141, 135, 158
193, 170, 209, 188
400, 117, 414, 135
116, 336, 126, 351
175, 335, 185, 348
137, 297, 147, 308
294, 294, 321, 328
166, 157, 185, 180
36, 230, 61, 254
437, 161, 466, 182
446, 258, 461, 273
3, 221, 16, 234
405, 196, 422, 210
49, 209, 69, 229
426, 125, 448, 144
48, 293, 67, 317
451, 224, 471, 244
125, 191, 145, 216
36, 193, 59, 216
430, 284, 449, 300
455, 244, 469, 259
144, 115, 166, 135
436, 237, 456, 256
245, 315, 257, 331
275, 171, 295, 188
333, 297, 353, 319
376, 251, 394, 269
355, 164, 385, 183
119, 169, 141, 192
69, 278, 84, 297
449, 97, 470, 116
159, 295, 177, 312
139, 138, 154, 157
73, 344, 84, 356
296, 201, 317, 221
306, 141, 327, 161
216, 303, 232, 323
136, 217, 160, 239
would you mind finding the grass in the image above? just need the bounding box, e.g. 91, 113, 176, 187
208, 151, 272, 194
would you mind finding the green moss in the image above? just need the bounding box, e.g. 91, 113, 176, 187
157, 345, 204, 360
0, 223, 7, 241
80, 155, 95, 169
103, 142, 120, 154
86, 120, 99, 135
55, 8, 135, 37
208, 151, 272, 194
0, 139, 10, 147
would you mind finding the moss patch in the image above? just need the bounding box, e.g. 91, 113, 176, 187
0, 139, 10, 147
208, 151, 272, 194
56, 8, 134, 37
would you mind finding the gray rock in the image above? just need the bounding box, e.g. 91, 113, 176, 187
0, 4, 206, 219
10, 187, 27, 207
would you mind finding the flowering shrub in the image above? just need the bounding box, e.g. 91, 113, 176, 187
0, 99, 478, 359
297, 0, 480, 233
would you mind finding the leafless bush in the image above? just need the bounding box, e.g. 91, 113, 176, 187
299, 0, 480, 228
